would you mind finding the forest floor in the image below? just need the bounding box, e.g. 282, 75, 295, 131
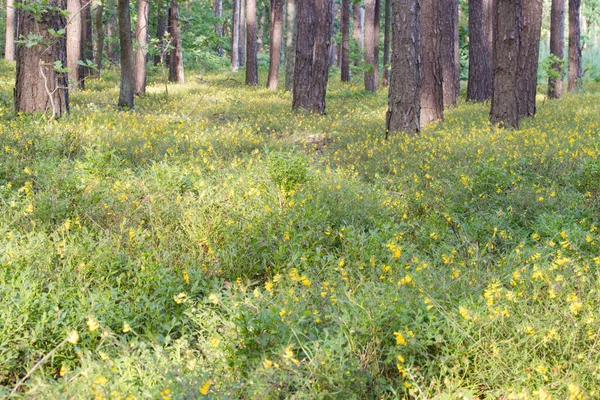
2, 62, 600, 398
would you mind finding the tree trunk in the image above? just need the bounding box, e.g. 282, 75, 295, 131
232, 0, 240, 70
440, 0, 458, 107
15, 0, 69, 117
467, 0, 492, 101
490, 0, 521, 128
67, 0, 82, 88
245, 0, 258, 85
93, 0, 104, 74
267, 0, 284, 89
168, 0, 184, 83
568, 0, 582, 91
352, 3, 363, 65
548, 0, 565, 99
81, 0, 92, 82
363, 0, 375, 91
329, 1, 338, 67
215, 0, 223, 56
284, 0, 297, 90
118, 0, 134, 107
517, 0, 542, 118
341, 0, 350, 81
134, 0, 149, 95
155, 5, 166, 65
373, 0, 380, 87
239, 0, 246, 65
308, 0, 332, 113
292, 0, 314, 110
257, 5, 265, 54
5, 0, 15, 61
420, 0, 443, 124
386, 0, 420, 137
382, 0, 390, 85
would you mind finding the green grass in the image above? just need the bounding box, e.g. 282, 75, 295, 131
2, 61, 600, 399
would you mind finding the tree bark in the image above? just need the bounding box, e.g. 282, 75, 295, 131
467, 0, 492, 102
239, 0, 246, 65
267, 0, 284, 89
284, 0, 297, 90
420, 0, 443, 124
292, 0, 314, 110
168, 0, 184, 83
118, 0, 134, 108
15, 0, 69, 116
308, 0, 332, 113
5, 0, 15, 61
245, 0, 258, 85
548, 0, 565, 99
363, 0, 375, 91
490, 0, 521, 128
386, 0, 420, 137
568, 0, 582, 91
329, 0, 338, 67
67, 0, 82, 88
382, 0, 390, 85
517, 0, 542, 118
340, 0, 350, 81
215, 0, 223, 56
373, 0, 380, 87
93, 0, 104, 74
155, 4, 166, 65
81, 0, 92, 83
134, 0, 149, 95
440, 0, 458, 107
232, 0, 240, 70
352, 3, 363, 65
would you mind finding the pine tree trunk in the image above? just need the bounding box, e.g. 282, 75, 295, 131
215, 0, 223, 56
517, 0, 542, 118
352, 3, 363, 65
168, 0, 184, 83
239, 0, 246, 65
441, 0, 458, 107
340, 0, 350, 81
118, 0, 135, 107
386, 0, 420, 137
93, 0, 104, 74
292, 0, 314, 110
284, 0, 297, 90
5, 0, 15, 61
420, 0, 443, 124
155, 5, 166, 65
329, 1, 338, 67
81, 0, 92, 82
67, 0, 82, 88
568, 0, 582, 91
548, 0, 565, 99
308, 0, 332, 113
232, 0, 240, 70
382, 0, 390, 86
267, 0, 284, 89
245, 0, 258, 84
490, 0, 521, 128
15, 0, 69, 116
467, 0, 492, 102
373, 0, 380, 87
134, 0, 149, 95
363, 0, 375, 91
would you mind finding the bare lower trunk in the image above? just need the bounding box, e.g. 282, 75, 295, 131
382, 0, 390, 86
467, 0, 492, 102
134, 0, 149, 95
352, 3, 363, 65
118, 0, 135, 108
548, 0, 565, 99
215, 0, 223, 56
239, 0, 246, 65
292, 0, 314, 110
67, 0, 82, 88
5, 0, 15, 61
373, 0, 380, 87
168, 0, 185, 83
341, 0, 350, 81
386, 0, 420, 137
329, 1, 338, 67
267, 0, 284, 89
568, 0, 582, 91
284, 0, 297, 90
245, 0, 258, 85
93, 0, 104, 74
15, 0, 69, 116
420, 0, 443, 124
81, 0, 93, 82
308, 0, 332, 113
517, 0, 543, 118
155, 5, 166, 65
363, 0, 375, 91
440, 0, 458, 107
490, 0, 521, 128
232, 0, 240, 70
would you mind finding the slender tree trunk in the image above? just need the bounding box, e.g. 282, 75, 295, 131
341, 0, 350, 81
352, 3, 363, 65
118, 0, 134, 107
363, 0, 375, 91
568, 0, 582, 91
548, 0, 565, 99
467, 0, 492, 101
93, 0, 104, 74
232, 0, 240, 70
329, 1, 338, 67
308, 0, 332, 113
168, 0, 184, 83
15, 0, 69, 116
267, 0, 284, 89
284, 0, 297, 89
441, 0, 458, 106
5, 0, 15, 61
155, 5, 166, 65
257, 5, 265, 54
373, 0, 380, 87
382, 0, 390, 85
67, 0, 82, 88
490, 0, 521, 128
81, 0, 93, 81
420, 0, 443, 124
517, 0, 543, 118
386, 0, 420, 137
245, 0, 258, 84
215, 0, 223, 56
134, 0, 149, 95
239, 0, 246, 65
292, 0, 314, 110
